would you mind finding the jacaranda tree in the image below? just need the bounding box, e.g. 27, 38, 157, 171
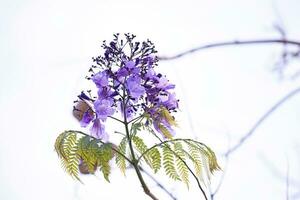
54, 33, 220, 200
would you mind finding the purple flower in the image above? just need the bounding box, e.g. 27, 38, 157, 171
156, 76, 175, 90
144, 68, 156, 80
90, 118, 108, 141
126, 76, 145, 99
117, 67, 129, 82
75, 34, 179, 140
118, 101, 135, 121
92, 71, 109, 87
80, 111, 94, 127
161, 92, 178, 110
97, 86, 114, 101
125, 60, 135, 69
94, 99, 115, 121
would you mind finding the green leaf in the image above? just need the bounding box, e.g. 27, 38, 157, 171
146, 147, 161, 173
98, 143, 114, 182
77, 136, 97, 173
186, 143, 203, 180
55, 131, 81, 181
115, 137, 127, 176
174, 142, 189, 188
162, 144, 181, 181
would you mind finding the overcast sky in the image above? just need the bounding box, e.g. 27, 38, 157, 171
0, 0, 300, 199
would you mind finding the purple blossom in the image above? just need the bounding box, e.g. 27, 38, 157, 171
94, 99, 115, 121
76, 34, 179, 140
156, 76, 175, 90
161, 92, 178, 110
80, 111, 94, 127
90, 118, 108, 141
126, 76, 145, 99
125, 60, 135, 69
97, 86, 114, 101
92, 71, 109, 88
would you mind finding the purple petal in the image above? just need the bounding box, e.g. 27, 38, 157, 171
80, 111, 94, 127
90, 119, 109, 141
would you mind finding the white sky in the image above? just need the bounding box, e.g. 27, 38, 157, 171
0, 0, 300, 199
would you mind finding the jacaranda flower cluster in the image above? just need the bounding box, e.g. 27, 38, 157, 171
75, 33, 179, 141
56, 34, 220, 200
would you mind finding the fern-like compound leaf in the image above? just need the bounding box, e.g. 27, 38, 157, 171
55, 131, 81, 181
115, 137, 127, 176
98, 143, 114, 182
174, 142, 189, 188
186, 143, 203, 181
162, 144, 181, 181
146, 147, 161, 173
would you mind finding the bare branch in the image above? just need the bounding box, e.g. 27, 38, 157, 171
286, 156, 290, 200
224, 87, 300, 156
139, 166, 177, 200
210, 133, 231, 200
158, 39, 300, 61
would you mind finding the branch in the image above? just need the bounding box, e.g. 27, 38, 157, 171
224, 87, 300, 156
286, 156, 290, 200
158, 39, 300, 61
139, 166, 177, 200
210, 133, 231, 200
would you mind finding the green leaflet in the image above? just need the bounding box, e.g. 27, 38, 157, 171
54, 131, 114, 182
146, 147, 161, 173
162, 144, 181, 181
55, 131, 81, 181
132, 135, 161, 173
98, 143, 114, 182
184, 140, 221, 175
174, 142, 189, 188
115, 137, 127, 176
132, 135, 150, 164
132, 135, 148, 154
186, 143, 203, 181
77, 136, 97, 173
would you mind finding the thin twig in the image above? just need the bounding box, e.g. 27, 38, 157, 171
158, 39, 300, 61
286, 156, 290, 200
108, 116, 124, 124
224, 87, 300, 157
210, 133, 231, 200
139, 166, 177, 200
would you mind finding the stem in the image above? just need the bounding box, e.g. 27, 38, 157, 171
139, 166, 177, 200
158, 39, 300, 60
224, 87, 300, 156
123, 104, 159, 200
